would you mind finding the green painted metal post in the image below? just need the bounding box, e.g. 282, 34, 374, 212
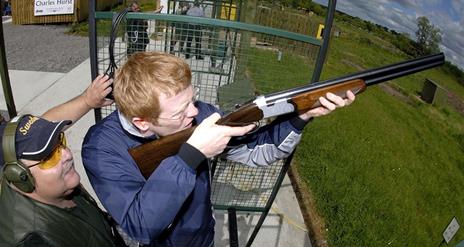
311, 0, 337, 83
233, 0, 257, 84
88, 0, 101, 122
0, 12, 17, 119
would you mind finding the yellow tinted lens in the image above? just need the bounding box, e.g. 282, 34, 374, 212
38, 147, 62, 169
37, 133, 67, 169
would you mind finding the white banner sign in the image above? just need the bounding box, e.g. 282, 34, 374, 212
160, 0, 168, 14
34, 0, 74, 16
443, 217, 460, 244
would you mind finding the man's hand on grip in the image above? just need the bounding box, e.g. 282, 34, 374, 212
299, 90, 355, 121
187, 113, 255, 158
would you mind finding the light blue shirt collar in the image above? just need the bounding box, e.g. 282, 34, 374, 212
118, 110, 157, 138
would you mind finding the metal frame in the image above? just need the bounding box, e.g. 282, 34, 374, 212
88, 1, 337, 246
0, 5, 17, 119
88, 0, 101, 122
95, 12, 322, 45
312, 0, 336, 83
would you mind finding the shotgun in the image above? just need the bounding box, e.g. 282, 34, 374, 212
129, 53, 444, 178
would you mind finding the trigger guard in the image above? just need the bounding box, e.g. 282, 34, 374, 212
248, 121, 261, 134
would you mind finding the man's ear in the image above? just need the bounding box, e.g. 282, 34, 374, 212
132, 117, 151, 133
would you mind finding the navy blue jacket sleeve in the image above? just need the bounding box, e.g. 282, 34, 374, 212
223, 114, 310, 167
195, 101, 309, 166
82, 119, 201, 244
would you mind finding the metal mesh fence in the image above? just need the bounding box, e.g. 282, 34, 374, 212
97, 15, 319, 110
94, 13, 320, 211
167, 0, 240, 20
211, 157, 285, 210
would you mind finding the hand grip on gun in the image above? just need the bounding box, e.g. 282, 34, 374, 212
186, 113, 255, 158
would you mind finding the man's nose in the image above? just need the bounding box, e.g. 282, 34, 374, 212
186, 103, 199, 118
61, 147, 74, 162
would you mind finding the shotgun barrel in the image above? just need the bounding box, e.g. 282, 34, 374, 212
263, 53, 444, 103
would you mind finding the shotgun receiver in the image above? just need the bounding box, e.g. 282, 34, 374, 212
129, 53, 444, 178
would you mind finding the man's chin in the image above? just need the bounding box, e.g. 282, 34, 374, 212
65, 169, 80, 187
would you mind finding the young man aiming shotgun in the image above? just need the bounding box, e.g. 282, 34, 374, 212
129, 52, 445, 178
82, 52, 355, 246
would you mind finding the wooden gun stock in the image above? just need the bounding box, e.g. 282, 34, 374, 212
129, 53, 444, 179
128, 127, 195, 178
129, 103, 267, 178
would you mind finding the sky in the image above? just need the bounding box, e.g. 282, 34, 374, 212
313, 0, 464, 70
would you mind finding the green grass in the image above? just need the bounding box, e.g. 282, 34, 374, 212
297, 88, 464, 246
246, 48, 314, 93
248, 19, 464, 246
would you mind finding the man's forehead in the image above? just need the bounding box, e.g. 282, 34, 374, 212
159, 86, 193, 99
158, 86, 194, 109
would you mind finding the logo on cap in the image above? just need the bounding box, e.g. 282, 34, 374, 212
18, 116, 39, 136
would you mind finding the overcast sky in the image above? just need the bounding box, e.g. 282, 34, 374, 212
313, 0, 464, 70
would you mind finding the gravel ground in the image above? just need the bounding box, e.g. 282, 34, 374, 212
3, 22, 89, 73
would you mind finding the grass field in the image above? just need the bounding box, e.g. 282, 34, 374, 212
249, 20, 464, 246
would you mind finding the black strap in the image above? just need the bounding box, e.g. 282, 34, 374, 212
103, 8, 130, 100
105, 8, 130, 77
102, 211, 128, 247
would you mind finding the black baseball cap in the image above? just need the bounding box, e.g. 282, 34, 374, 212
0, 115, 71, 166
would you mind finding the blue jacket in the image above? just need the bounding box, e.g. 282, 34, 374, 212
82, 101, 307, 246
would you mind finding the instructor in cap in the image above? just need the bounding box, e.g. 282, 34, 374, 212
0, 75, 126, 246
